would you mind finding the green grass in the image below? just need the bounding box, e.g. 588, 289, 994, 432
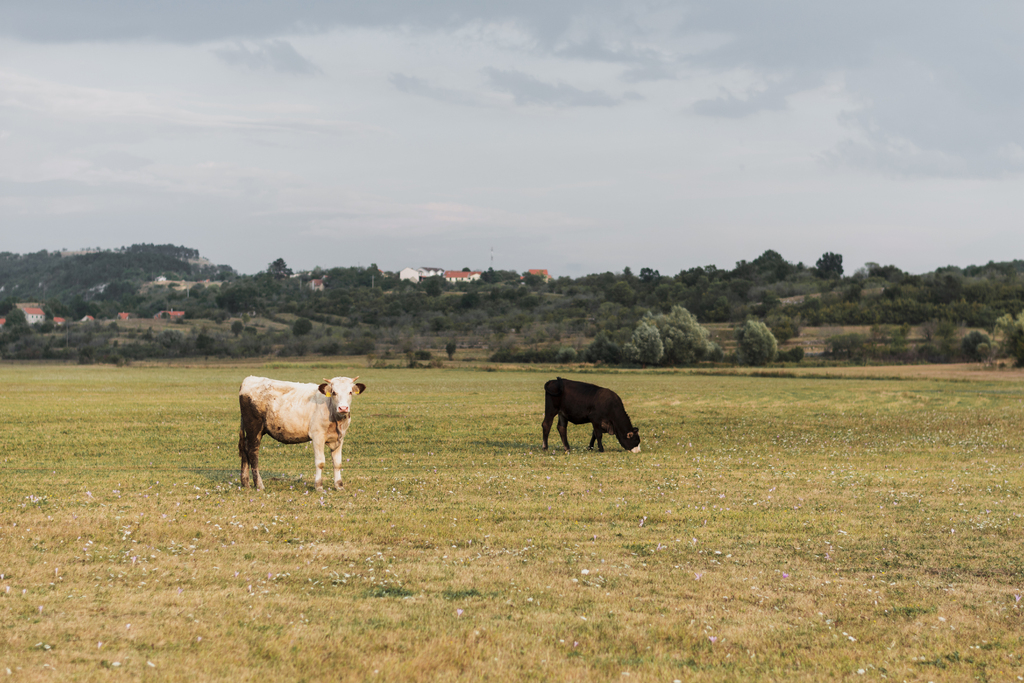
1, 364, 1023, 681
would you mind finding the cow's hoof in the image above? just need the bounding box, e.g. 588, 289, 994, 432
334, 483, 344, 491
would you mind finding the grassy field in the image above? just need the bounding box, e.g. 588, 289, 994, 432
1, 363, 1023, 681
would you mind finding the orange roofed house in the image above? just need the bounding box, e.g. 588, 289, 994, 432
444, 270, 482, 283
17, 305, 46, 324
525, 269, 552, 282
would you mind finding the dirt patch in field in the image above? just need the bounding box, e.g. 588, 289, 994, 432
739, 362, 1024, 382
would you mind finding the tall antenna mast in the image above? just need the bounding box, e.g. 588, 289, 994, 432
490, 247, 494, 270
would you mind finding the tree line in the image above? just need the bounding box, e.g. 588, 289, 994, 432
2, 246, 1024, 366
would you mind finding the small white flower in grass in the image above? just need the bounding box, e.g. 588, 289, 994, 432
38, 606, 42, 614
456, 609, 463, 617
197, 637, 202, 642
126, 624, 131, 630
1015, 594, 1021, 604
98, 642, 103, 649
857, 669, 865, 675
708, 637, 717, 644
147, 662, 156, 668
581, 569, 589, 575
694, 573, 702, 580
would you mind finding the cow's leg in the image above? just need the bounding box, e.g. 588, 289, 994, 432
330, 441, 344, 491
249, 435, 265, 491
588, 427, 605, 452
238, 412, 265, 489
541, 409, 556, 450
239, 439, 250, 489
557, 414, 571, 453
313, 440, 327, 492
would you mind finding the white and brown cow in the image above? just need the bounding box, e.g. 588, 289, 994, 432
237, 376, 367, 491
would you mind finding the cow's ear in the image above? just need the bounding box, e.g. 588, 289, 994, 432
354, 383, 366, 395
627, 431, 634, 439
318, 383, 331, 396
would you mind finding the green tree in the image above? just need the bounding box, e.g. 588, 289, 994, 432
735, 319, 777, 366
582, 332, 621, 365
654, 305, 714, 365
995, 312, 1024, 366
231, 320, 244, 337
961, 330, 991, 361
424, 277, 443, 297
1, 307, 31, 342
445, 339, 457, 360
815, 252, 844, 279
292, 317, 313, 336
623, 320, 663, 368
606, 281, 636, 306
268, 258, 293, 279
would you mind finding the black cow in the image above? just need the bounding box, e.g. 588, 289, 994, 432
541, 377, 641, 453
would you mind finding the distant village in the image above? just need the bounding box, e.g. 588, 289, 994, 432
396, 267, 551, 284
0, 267, 552, 327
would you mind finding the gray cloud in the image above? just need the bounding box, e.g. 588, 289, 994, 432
678, 0, 1024, 175
0, 1, 605, 44
555, 39, 677, 83
692, 85, 790, 118
213, 40, 322, 75
484, 68, 623, 107
389, 74, 483, 107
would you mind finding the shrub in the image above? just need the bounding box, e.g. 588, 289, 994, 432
555, 346, 578, 364
777, 347, 804, 362
735, 320, 777, 366
582, 332, 621, 365
623, 321, 663, 368
961, 330, 991, 361
995, 312, 1024, 366
292, 317, 313, 336
827, 332, 867, 360
654, 305, 714, 365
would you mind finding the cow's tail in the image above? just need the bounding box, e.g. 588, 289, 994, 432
544, 377, 564, 396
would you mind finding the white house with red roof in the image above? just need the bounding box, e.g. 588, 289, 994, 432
444, 270, 482, 283
16, 305, 45, 324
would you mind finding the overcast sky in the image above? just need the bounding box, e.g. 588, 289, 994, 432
2, 2, 1022, 276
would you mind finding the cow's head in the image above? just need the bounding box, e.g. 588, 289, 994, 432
318, 376, 367, 421
619, 425, 641, 454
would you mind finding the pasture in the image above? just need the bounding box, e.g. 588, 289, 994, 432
1, 364, 1023, 681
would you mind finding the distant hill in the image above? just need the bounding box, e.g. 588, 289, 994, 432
0, 244, 235, 303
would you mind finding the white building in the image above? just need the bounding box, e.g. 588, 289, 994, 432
400, 267, 446, 283
445, 270, 482, 283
